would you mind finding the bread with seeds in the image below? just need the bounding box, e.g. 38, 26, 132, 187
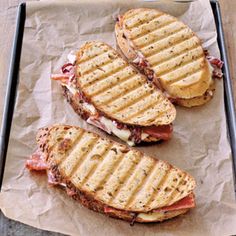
115, 8, 223, 107
52, 41, 176, 146
26, 124, 196, 223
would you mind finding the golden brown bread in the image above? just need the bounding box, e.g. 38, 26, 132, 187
116, 8, 213, 107
39, 125, 196, 213
74, 41, 176, 126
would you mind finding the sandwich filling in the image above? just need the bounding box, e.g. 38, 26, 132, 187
26, 150, 195, 223
116, 16, 223, 103
51, 54, 173, 146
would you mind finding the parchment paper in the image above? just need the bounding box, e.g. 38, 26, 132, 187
1, 0, 236, 235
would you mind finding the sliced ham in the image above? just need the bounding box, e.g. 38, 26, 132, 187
143, 124, 173, 141
25, 150, 48, 171
206, 55, 223, 79
207, 56, 224, 69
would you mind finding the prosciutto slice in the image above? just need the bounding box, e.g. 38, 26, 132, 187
143, 124, 173, 141
25, 150, 47, 171
154, 194, 195, 212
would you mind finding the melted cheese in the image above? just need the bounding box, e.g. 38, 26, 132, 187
138, 211, 166, 221
67, 51, 77, 64
64, 83, 150, 145
99, 117, 134, 146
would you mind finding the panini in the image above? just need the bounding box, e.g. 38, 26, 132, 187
115, 8, 223, 107
52, 41, 176, 145
26, 124, 196, 223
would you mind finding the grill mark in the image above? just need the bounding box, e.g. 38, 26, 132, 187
57, 130, 85, 166
125, 161, 168, 209
93, 150, 124, 193
166, 191, 180, 207
99, 151, 138, 200
81, 143, 112, 186
88, 71, 137, 97
66, 137, 99, 178
72, 141, 110, 185
138, 27, 186, 50
79, 51, 118, 72
127, 13, 164, 30
106, 85, 150, 109
145, 167, 171, 207
81, 58, 121, 75
93, 76, 143, 105
112, 157, 151, 207
82, 64, 127, 88
142, 32, 194, 58
122, 97, 161, 121
130, 19, 176, 40
125, 161, 157, 208
167, 67, 203, 86
147, 35, 197, 64
156, 54, 204, 77
163, 173, 186, 206
79, 50, 110, 64
108, 154, 142, 204
134, 24, 185, 48
111, 90, 153, 113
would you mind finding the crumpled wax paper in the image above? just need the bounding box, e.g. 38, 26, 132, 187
0, 0, 236, 235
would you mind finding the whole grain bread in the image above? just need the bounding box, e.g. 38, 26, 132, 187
38, 125, 196, 213
74, 41, 176, 126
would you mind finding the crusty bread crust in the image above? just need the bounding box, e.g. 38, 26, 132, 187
116, 8, 213, 106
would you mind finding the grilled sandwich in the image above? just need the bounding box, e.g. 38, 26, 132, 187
26, 124, 196, 223
115, 8, 223, 107
51, 41, 176, 146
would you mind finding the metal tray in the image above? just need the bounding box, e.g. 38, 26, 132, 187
0, 0, 235, 193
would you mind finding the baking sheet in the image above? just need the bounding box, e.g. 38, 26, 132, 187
1, 0, 236, 235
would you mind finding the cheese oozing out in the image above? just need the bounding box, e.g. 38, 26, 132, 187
63, 83, 150, 146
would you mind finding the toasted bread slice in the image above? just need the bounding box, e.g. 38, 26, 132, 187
116, 8, 212, 102
62, 86, 161, 142
75, 41, 176, 126
38, 125, 196, 213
